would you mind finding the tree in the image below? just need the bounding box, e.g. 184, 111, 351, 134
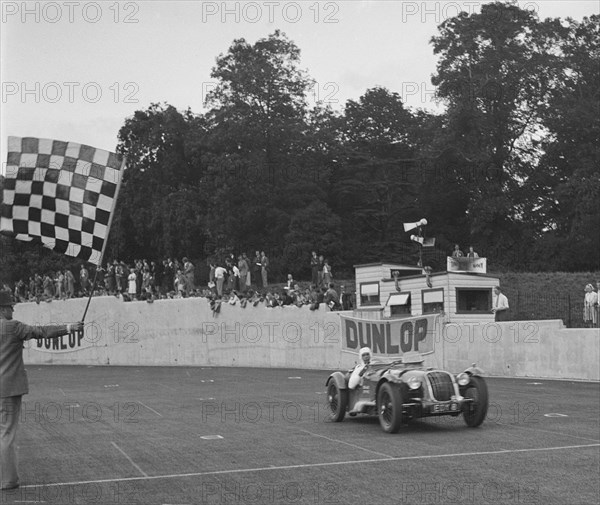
430, 1, 565, 262
284, 201, 342, 278
201, 31, 334, 274
333, 87, 424, 265
529, 15, 600, 269
110, 103, 208, 261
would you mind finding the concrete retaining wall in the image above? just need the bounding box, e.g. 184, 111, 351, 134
16, 297, 600, 380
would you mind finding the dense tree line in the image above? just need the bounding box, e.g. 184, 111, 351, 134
1, 3, 598, 284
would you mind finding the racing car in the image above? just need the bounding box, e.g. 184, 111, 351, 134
325, 352, 489, 433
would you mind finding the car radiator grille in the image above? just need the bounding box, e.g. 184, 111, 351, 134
427, 372, 454, 401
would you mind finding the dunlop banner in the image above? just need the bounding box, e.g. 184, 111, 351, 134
340, 313, 438, 357
26, 327, 95, 353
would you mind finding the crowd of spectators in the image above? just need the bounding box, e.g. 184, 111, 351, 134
206, 250, 352, 315
4, 251, 354, 314
7, 257, 196, 303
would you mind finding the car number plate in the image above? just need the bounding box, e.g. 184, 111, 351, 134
433, 403, 450, 413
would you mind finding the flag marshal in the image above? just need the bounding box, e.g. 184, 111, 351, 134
0, 136, 124, 266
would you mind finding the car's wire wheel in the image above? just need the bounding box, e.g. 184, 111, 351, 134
462, 376, 489, 427
327, 381, 348, 422
377, 382, 403, 433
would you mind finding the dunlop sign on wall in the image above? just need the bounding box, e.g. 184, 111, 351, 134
27, 327, 93, 353
340, 314, 438, 357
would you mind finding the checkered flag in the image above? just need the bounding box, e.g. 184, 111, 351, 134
1, 136, 124, 265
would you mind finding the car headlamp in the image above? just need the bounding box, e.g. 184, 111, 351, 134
456, 373, 470, 386
407, 376, 422, 390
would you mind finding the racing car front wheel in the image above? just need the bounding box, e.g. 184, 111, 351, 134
377, 382, 404, 433
327, 381, 348, 422
462, 376, 489, 427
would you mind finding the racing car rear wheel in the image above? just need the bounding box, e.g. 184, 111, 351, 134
327, 381, 348, 422
377, 382, 403, 433
462, 376, 489, 427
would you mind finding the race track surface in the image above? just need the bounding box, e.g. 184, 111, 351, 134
1, 366, 598, 505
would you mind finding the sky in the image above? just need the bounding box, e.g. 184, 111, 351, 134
1, 0, 598, 168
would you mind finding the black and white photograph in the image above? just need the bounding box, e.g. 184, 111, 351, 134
1, 1, 599, 503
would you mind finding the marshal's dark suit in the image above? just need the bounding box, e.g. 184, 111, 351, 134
1, 317, 72, 489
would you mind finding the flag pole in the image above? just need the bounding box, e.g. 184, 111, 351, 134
81, 156, 126, 322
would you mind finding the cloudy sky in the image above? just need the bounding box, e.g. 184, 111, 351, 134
1, 0, 598, 166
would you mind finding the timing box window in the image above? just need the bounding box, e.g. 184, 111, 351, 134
456, 288, 492, 314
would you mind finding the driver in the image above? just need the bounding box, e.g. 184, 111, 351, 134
348, 347, 372, 389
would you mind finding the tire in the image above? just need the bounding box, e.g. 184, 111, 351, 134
377, 382, 404, 433
327, 380, 348, 422
462, 376, 489, 427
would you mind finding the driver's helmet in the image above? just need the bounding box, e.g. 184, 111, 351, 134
359, 347, 372, 364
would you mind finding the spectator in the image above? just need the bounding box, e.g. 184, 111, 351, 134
253, 251, 262, 290
28, 277, 35, 301
115, 262, 126, 294
214, 264, 227, 297
208, 262, 216, 287
452, 244, 464, 258
242, 253, 252, 289
596, 280, 600, 328
310, 251, 319, 287
106, 263, 116, 295
284, 274, 294, 291
96, 265, 105, 294
79, 265, 90, 295
135, 260, 143, 299
340, 285, 353, 311
492, 286, 509, 322
232, 261, 241, 292
56, 271, 65, 300
466, 246, 479, 258
127, 268, 137, 301
142, 268, 153, 300
324, 283, 341, 310
174, 269, 186, 298
152, 261, 163, 296
260, 251, 269, 288
43, 274, 54, 300
224, 260, 234, 293
583, 284, 598, 328
280, 289, 293, 306
34, 274, 42, 298
65, 269, 75, 299
291, 285, 306, 307
162, 259, 174, 295
183, 257, 195, 296
322, 259, 332, 285
238, 254, 249, 289
14, 280, 26, 303
317, 286, 326, 304
317, 255, 325, 287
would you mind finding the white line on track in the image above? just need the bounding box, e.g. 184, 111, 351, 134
110, 441, 148, 477
138, 401, 162, 417
19, 443, 600, 488
298, 429, 394, 458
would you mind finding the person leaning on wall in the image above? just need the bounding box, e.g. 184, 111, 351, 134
0, 290, 83, 490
